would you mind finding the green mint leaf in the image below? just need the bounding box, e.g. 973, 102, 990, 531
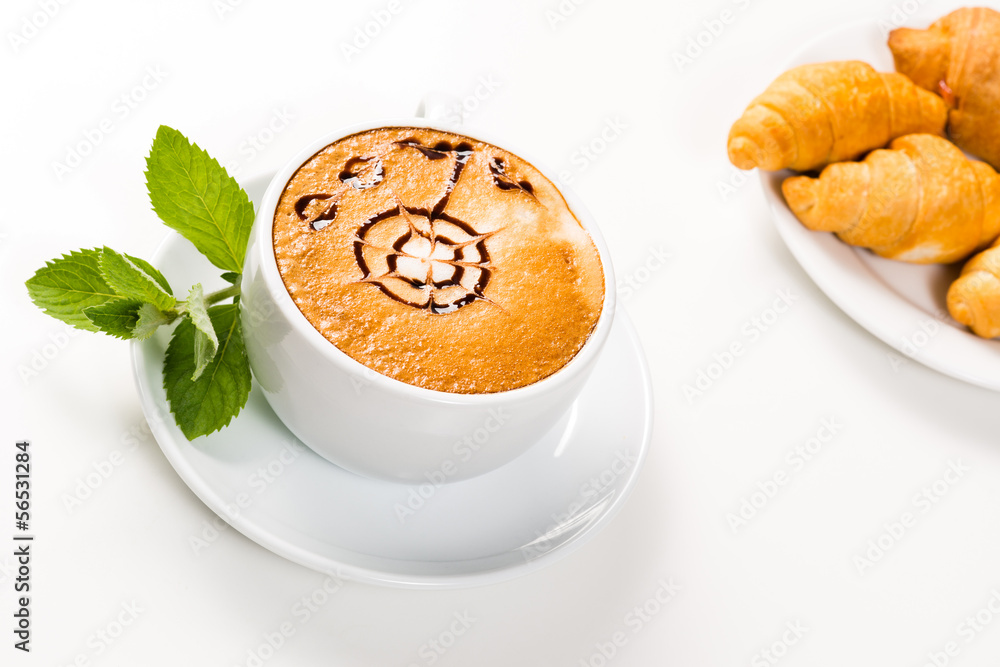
163, 303, 251, 440
126, 254, 173, 296
83, 298, 142, 339
220, 271, 241, 285
99, 247, 177, 312
25, 248, 119, 331
133, 303, 172, 341
179, 284, 219, 380
146, 126, 254, 273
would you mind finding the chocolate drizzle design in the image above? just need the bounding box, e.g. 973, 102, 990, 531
295, 193, 341, 231
355, 203, 494, 314
339, 156, 384, 190
292, 137, 536, 314
488, 157, 536, 199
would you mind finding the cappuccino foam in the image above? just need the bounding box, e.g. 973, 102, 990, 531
272, 126, 605, 394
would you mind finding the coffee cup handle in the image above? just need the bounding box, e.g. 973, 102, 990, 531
415, 92, 463, 127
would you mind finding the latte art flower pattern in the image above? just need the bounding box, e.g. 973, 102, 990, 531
290, 136, 544, 314
355, 205, 493, 313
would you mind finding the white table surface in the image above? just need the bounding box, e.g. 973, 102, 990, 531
4, 0, 1000, 664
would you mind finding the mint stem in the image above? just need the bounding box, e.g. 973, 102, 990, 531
203, 283, 240, 305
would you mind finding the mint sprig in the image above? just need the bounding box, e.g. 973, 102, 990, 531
145, 125, 255, 273
25, 248, 120, 332
163, 304, 251, 440
133, 303, 173, 341
179, 284, 219, 381
83, 298, 145, 339
99, 247, 177, 312
25, 125, 256, 440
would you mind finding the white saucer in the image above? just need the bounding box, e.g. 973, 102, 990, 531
761, 20, 1000, 392
130, 232, 653, 588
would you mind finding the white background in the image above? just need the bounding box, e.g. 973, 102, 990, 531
3, 0, 1000, 665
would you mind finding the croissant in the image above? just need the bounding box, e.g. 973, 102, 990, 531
781, 134, 1000, 264
728, 61, 947, 172
889, 7, 1000, 170
948, 240, 1000, 339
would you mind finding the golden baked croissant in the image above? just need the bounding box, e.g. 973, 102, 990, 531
728, 61, 947, 172
889, 7, 1000, 170
782, 134, 1000, 264
948, 239, 1000, 338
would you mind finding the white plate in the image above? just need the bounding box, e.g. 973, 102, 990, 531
761, 21, 1000, 392
130, 230, 653, 589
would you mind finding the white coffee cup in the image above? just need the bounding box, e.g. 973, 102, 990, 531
239, 116, 616, 482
